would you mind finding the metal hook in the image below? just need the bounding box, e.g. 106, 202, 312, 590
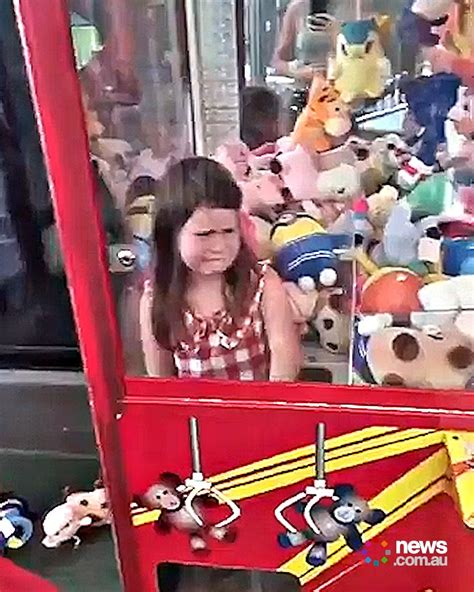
275, 423, 336, 535
184, 417, 241, 529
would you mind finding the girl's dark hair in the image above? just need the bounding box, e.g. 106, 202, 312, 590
151, 157, 255, 349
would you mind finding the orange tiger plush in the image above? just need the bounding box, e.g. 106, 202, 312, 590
292, 78, 352, 153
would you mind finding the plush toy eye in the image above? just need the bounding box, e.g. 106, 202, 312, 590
347, 502, 353, 507
387, 143, 396, 150
162, 490, 169, 495
80, 500, 89, 507
323, 319, 334, 330
355, 508, 362, 514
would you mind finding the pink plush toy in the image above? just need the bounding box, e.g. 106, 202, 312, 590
240, 171, 286, 217
270, 145, 320, 203
214, 141, 252, 182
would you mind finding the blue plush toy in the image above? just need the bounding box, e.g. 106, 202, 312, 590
402, 73, 461, 167
399, 0, 452, 48
0, 495, 34, 554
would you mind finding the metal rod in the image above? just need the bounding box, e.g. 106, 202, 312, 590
189, 417, 202, 474
315, 423, 325, 480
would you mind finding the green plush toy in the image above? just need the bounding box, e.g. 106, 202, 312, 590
406, 173, 450, 219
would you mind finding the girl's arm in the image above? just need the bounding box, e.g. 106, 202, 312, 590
139, 282, 176, 377
262, 268, 302, 381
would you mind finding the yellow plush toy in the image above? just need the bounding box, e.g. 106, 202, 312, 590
328, 19, 391, 104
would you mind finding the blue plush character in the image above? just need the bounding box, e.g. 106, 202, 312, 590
402, 73, 461, 167
270, 213, 352, 291
399, 0, 452, 48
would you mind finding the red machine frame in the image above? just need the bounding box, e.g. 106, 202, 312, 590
14, 1, 474, 591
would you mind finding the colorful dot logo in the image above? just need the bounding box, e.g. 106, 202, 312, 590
362, 540, 391, 567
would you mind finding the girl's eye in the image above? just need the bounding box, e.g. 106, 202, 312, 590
222, 228, 236, 234
195, 230, 213, 237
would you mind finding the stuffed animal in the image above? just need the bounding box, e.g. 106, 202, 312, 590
402, 73, 461, 167
240, 171, 286, 218
0, 496, 34, 554
278, 484, 386, 567
314, 163, 362, 229
371, 134, 411, 184
367, 185, 399, 240
399, 0, 452, 48
407, 173, 451, 219
449, 91, 474, 140
313, 291, 351, 354
365, 324, 473, 389
329, 20, 391, 104
346, 137, 385, 196
214, 141, 252, 182
139, 473, 236, 553
442, 237, 474, 276
270, 145, 320, 204
292, 79, 352, 153
370, 202, 432, 274
418, 275, 474, 340
42, 486, 110, 548
359, 267, 425, 318
271, 212, 351, 291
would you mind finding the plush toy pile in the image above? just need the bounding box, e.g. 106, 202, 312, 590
212, 7, 474, 389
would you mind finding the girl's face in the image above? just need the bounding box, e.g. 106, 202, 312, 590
178, 207, 241, 275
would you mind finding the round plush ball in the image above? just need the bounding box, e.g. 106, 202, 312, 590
360, 270, 424, 314
298, 276, 317, 293
319, 268, 338, 287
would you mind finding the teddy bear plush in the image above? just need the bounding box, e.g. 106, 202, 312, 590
367, 185, 399, 240
278, 484, 386, 567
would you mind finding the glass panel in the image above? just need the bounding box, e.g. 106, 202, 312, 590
70, 0, 474, 390
0, 2, 80, 370
158, 564, 301, 592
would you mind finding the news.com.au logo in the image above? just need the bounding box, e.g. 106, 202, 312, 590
363, 540, 448, 567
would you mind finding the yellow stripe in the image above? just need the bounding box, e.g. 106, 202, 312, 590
225, 430, 442, 501
212, 427, 399, 486
132, 509, 161, 526
279, 450, 448, 584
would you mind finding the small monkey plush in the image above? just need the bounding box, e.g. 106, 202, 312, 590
140, 473, 236, 553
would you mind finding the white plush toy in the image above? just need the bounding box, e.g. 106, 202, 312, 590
42, 487, 111, 549
416, 276, 474, 341
316, 163, 361, 204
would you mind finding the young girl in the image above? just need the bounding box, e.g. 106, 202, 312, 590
140, 157, 301, 381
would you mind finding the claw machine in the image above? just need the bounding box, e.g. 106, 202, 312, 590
13, 0, 474, 590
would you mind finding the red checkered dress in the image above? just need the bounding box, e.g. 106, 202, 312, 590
174, 264, 269, 380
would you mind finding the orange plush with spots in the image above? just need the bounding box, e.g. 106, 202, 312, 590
292, 79, 352, 153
